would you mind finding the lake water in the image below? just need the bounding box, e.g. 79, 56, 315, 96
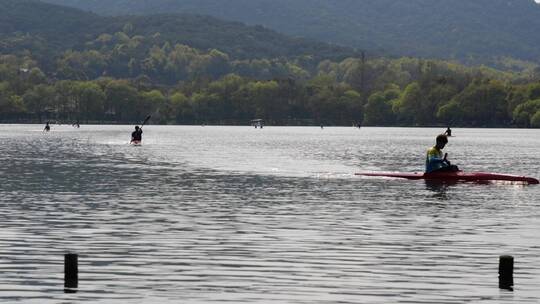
0, 124, 539, 303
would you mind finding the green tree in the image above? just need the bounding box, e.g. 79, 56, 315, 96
512, 99, 540, 127
104, 80, 139, 121
205, 49, 231, 78
364, 91, 396, 126
190, 91, 220, 123
340, 89, 364, 124
526, 83, 540, 100
73, 82, 105, 122
506, 86, 528, 117
169, 91, 192, 123
27, 67, 47, 85
23, 84, 55, 122
393, 82, 424, 124
53, 80, 72, 120
453, 80, 509, 126
247, 80, 282, 121
0, 82, 25, 114
531, 111, 540, 128
139, 90, 166, 122
437, 101, 463, 125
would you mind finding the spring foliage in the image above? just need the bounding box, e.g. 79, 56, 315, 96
1, 0, 540, 127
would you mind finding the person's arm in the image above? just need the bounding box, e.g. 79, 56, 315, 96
442, 153, 452, 165
428, 152, 448, 166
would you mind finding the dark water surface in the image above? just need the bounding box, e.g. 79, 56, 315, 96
0, 124, 539, 303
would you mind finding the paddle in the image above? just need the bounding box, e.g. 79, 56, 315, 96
140, 115, 151, 128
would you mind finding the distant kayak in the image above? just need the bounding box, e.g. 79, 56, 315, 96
356, 171, 539, 184
130, 140, 142, 146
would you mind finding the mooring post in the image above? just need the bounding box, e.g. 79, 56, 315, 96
64, 253, 78, 289
499, 255, 513, 290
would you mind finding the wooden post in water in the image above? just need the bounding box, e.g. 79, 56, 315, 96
499, 255, 513, 290
64, 253, 78, 290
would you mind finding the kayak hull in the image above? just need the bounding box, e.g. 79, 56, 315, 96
356, 171, 539, 184
130, 140, 142, 145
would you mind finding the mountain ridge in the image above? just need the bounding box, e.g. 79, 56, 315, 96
0, 0, 356, 61
41, 0, 540, 64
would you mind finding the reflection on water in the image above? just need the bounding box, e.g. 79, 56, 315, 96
424, 180, 453, 199
0, 125, 539, 303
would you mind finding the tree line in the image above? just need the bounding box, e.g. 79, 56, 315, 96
1, 25, 540, 127
2, 52, 540, 127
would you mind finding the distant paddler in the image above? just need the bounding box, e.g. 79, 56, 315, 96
130, 115, 151, 145
444, 127, 452, 137
131, 126, 143, 144
44, 121, 51, 132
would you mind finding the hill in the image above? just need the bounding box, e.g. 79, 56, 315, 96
42, 0, 540, 65
0, 0, 355, 61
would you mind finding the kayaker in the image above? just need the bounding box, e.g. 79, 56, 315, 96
444, 127, 452, 137
131, 125, 143, 143
425, 134, 459, 173
44, 122, 50, 132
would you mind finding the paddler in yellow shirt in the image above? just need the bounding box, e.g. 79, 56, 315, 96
425, 134, 459, 173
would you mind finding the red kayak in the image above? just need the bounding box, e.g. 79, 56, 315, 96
130, 140, 142, 145
355, 171, 539, 184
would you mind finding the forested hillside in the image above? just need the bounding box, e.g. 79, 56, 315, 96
2, 0, 540, 127
43, 0, 540, 66
1, 0, 354, 62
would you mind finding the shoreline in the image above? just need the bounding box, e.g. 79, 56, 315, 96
0, 122, 538, 129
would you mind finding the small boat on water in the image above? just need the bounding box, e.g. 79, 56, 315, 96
251, 119, 264, 129
356, 171, 539, 184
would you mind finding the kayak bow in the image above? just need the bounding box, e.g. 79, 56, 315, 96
355, 171, 539, 184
